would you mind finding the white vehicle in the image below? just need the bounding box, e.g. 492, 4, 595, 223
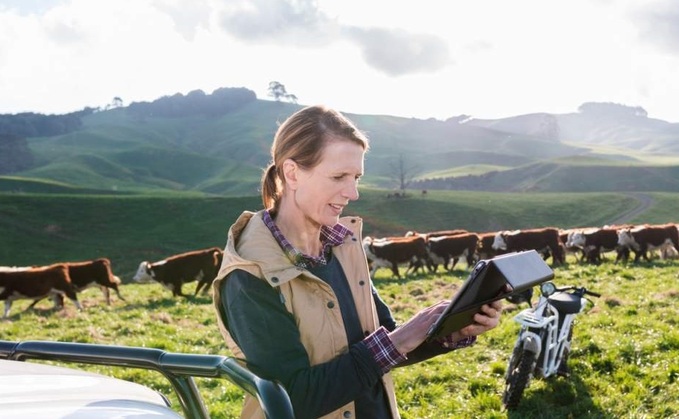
502, 281, 600, 410
0, 359, 181, 418
0, 340, 294, 419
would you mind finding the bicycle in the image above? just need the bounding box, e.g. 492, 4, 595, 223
502, 281, 600, 409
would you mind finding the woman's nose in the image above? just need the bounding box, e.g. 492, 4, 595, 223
344, 182, 359, 201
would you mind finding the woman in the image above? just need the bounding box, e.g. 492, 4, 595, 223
212, 105, 502, 419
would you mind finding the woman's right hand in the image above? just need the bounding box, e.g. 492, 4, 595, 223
387, 300, 450, 355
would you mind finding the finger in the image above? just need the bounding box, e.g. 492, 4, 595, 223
479, 304, 499, 318
473, 311, 500, 328
490, 299, 504, 311
473, 312, 493, 326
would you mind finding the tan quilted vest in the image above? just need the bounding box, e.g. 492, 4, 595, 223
213, 210, 399, 419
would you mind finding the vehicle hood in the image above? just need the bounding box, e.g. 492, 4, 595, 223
0, 359, 183, 418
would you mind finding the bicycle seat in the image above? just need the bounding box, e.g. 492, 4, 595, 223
548, 292, 582, 314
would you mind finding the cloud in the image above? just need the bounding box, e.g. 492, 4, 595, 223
217, 0, 337, 46
43, 14, 86, 44
215, 0, 450, 76
151, 0, 212, 42
342, 26, 451, 76
0, 0, 62, 15
631, 0, 679, 54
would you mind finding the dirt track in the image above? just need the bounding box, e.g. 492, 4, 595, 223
605, 193, 655, 225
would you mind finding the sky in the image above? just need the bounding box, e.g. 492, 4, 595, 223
1, 0, 679, 122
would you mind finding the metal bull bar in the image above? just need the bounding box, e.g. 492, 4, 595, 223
0, 340, 295, 419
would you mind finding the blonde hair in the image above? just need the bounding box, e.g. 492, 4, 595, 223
261, 105, 369, 212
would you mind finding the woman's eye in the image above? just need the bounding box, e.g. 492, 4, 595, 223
332, 174, 361, 182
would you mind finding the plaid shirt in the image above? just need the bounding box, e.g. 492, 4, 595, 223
262, 210, 475, 373
365, 327, 477, 373
262, 209, 352, 268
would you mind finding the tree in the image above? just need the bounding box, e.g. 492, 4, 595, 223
389, 154, 420, 196
267, 81, 298, 103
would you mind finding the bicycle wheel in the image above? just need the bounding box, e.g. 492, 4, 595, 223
503, 345, 536, 410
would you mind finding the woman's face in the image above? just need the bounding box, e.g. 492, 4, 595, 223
290, 139, 364, 228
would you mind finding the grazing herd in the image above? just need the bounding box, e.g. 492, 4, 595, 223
364, 222, 679, 278
0, 248, 224, 319
2, 222, 677, 318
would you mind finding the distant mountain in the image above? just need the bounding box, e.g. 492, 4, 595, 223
1, 90, 679, 195
464, 102, 679, 153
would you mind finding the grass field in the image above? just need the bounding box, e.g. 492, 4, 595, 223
1, 190, 679, 418
3, 188, 679, 277
2, 255, 678, 418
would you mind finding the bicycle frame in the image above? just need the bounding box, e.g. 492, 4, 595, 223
512, 297, 579, 378
503, 282, 599, 410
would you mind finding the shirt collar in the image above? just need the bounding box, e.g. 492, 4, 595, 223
262, 209, 353, 268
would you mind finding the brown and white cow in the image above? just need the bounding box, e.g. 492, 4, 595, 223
363, 235, 432, 278
492, 227, 564, 265
0, 266, 32, 272
617, 224, 679, 263
0, 264, 82, 318
41, 258, 125, 309
406, 229, 468, 239
476, 232, 501, 260
426, 233, 479, 271
133, 247, 223, 297
566, 227, 626, 264
560, 228, 588, 261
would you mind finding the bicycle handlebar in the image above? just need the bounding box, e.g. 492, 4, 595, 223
554, 285, 601, 298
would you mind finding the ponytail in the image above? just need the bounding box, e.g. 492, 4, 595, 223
260, 163, 279, 211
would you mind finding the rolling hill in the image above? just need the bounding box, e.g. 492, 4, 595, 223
2, 89, 679, 196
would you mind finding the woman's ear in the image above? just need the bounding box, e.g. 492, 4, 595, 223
281, 159, 298, 190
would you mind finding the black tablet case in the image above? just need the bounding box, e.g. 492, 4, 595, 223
426, 250, 554, 340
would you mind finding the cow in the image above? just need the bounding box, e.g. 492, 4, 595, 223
37, 258, 125, 309
426, 233, 479, 272
476, 232, 500, 260
566, 227, 626, 264
617, 224, 679, 263
0, 264, 82, 318
492, 227, 565, 265
660, 240, 679, 259
0, 266, 32, 272
133, 247, 223, 297
560, 228, 587, 261
363, 235, 432, 278
406, 229, 468, 239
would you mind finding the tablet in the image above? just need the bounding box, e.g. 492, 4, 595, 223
426, 250, 554, 340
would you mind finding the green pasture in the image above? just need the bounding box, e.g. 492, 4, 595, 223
1, 190, 679, 417
3, 188, 679, 277
1, 255, 678, 418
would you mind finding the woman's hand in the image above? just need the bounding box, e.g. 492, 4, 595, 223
459, 299, 503, 337
435, 299, 504, 346
387, 298, 504, 355
387, 300, 450, 355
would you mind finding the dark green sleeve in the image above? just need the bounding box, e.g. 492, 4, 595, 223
220, 269, 385, 419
